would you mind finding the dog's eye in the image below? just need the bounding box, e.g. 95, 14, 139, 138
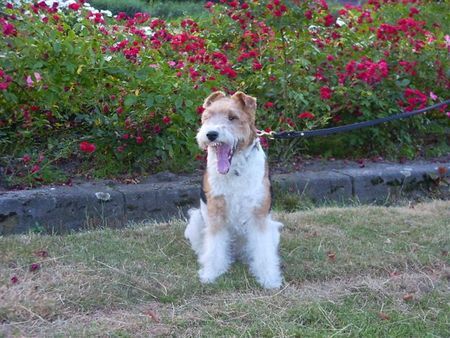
228, 115, 238, 121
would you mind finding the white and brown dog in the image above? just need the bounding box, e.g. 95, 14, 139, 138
185, 91, 283, 289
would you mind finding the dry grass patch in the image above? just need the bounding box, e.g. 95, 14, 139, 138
1, 201, 449, 336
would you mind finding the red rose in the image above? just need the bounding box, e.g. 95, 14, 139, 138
252, 60, 263, 71
79, 141, 96, 153
2, 22, 16, 36
153, 124, 161, 134
22, 154, 31, 164
298, 112, 315, 119
324, 14, 335, 27
196, 106, 205, 115
31, 164, 40, 174
68, 3, 81, 11
305, 10, 313, 20
264, 102, 274, 109
320, 86, 333, 100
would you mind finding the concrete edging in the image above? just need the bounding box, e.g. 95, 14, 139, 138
0, 161, 449, 234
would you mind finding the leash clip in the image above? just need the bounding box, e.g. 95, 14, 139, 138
256, 129, 275, 139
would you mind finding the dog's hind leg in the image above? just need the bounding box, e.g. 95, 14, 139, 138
185, 208, 205, 256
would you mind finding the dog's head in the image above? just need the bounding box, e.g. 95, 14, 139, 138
197, 91, 258, 174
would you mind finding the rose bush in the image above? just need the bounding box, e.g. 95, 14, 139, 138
0, 0, 448, 187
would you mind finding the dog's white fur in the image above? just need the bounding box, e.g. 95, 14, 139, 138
184, 91, 283, 289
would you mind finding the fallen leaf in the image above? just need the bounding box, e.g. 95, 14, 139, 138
148, 326, 171, 336
29, 263, 40, 272
34, 250, 49, 258
389, 271, 401, 278
306, 230, 318, 238
144, 309, 160, 323
437, 166, 448, 176
124, 178, 140, 184
403, 293, 413, 301
327, 251, 336, 262
378, 312, 390, 320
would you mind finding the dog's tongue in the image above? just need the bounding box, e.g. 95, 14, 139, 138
216, 143, 231, 174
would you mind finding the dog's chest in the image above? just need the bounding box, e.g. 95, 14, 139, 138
208, 147, 267, 225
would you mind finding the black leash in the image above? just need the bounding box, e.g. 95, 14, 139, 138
258, 99, 450, 139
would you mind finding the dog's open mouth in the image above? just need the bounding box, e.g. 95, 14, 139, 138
209, 142, 234, 174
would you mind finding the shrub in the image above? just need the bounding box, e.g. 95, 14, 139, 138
0, 0, 448, 187
149, 1, 207, 19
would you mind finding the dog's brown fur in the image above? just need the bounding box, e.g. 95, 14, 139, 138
201, 91, 257, 152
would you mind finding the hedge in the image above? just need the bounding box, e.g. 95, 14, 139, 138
0, 0, 448, 187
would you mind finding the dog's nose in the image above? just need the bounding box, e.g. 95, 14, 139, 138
206, 131, 219, 141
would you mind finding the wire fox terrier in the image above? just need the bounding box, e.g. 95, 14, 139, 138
184, 91, 283, 289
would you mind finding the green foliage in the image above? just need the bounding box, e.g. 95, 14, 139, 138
149, 1, 207, 19
0, 0, 449, 187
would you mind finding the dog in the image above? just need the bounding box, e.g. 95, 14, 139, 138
184, 91, 283, 289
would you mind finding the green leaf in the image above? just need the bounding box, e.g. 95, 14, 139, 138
33, 61, 44, 69
67, 30, 76, 40
145, 95, 154, 108
2, 91, 18, 103
135, 68, 150, 80
175, 97, 183, 109
396, 79, 410, 88
53, 42, 62, 54
63, 41, 74, 54
124, 95, 137, 107
66, 62, 76, 74
106, 68, 127, 76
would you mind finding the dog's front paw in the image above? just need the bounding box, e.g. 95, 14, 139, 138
252, 266, 282, 289
250, 260, 283, 289
257, 274, 282, 289
198, 268, 219, 284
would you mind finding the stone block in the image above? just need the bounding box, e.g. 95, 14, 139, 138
273, 171, 353, 202
115, 180, 200, 223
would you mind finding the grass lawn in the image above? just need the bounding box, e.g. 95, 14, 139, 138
89, 0, 207, 19
1, 201, 449, 336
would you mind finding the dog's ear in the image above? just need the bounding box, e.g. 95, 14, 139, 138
232, 91, 257, 120
203, 91, 226, 108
